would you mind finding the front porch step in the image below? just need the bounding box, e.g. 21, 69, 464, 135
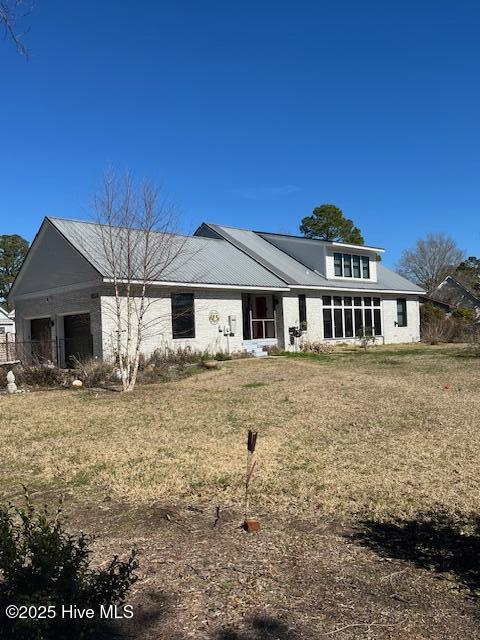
242, 338, 277, 357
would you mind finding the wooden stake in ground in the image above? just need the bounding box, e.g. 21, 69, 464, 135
243, 430, 260, 532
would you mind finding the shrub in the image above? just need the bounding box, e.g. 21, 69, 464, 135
0, 364, 68, 389
355, 327, 376, 351
465, 324, 480, 356
420, 302, 446, 325
300, 340, 336, 355
70, 357, 117, 388
147, 346, 209, 371
213, 352, 232, 361
452, 305, 476, 323
0, 490, 138, 639
421, 315, 455, 344
265, 345, 282, 356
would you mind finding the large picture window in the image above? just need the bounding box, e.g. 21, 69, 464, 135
333, 252, 371, 279
171, 293, 195, 339
322, 296, 382, 339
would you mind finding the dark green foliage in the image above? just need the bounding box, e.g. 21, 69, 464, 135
0, 234, 29, 305
454, 256, 480, 295
299, 204, 364, 245
420, 302, 446, 324
452, 305, 476, 322
213, 352, 232, 361
0, 490, 138, 639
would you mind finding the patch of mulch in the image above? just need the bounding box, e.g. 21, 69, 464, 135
62, 498, 480, 639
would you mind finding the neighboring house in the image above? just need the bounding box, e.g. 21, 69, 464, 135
0, 307, 16, 363
428, 276, 480, 320
0, 306, 15, 335
8, 217, 424, 365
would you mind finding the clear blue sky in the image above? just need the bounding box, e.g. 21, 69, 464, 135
1, 1, 479, 267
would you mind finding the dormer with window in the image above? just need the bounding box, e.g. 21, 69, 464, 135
325, 242, 384, 283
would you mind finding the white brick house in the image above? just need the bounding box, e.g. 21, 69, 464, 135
8, 217, 424, 365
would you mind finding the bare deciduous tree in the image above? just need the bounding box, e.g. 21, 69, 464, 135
396, 232, 464, 294
1, 0, 33, 57
94, 172, 189, 392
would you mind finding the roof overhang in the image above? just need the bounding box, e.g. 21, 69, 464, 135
102, 278, 290, 292
289, 284, 425, 294
330, 241, 385, 253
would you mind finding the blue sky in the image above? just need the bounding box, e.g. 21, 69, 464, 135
1, 1, 479, 267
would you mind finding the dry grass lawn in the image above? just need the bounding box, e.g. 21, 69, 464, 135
1, 343, 479, 521
2, 343, 480, 639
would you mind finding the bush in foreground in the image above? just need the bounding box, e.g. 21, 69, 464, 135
0, 490, 138, 639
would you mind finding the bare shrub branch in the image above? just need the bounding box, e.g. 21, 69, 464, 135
1, 0, 34, 57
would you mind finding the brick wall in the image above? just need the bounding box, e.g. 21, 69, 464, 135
280, 290, 421, 348
100, 288, 245, 358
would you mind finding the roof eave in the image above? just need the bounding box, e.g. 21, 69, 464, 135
330, 241, 385, 253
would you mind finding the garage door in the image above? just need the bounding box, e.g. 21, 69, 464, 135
64, 313, 93, 366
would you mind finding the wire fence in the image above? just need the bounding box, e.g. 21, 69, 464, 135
0, 333, 18, 363
0, 336, 93, 367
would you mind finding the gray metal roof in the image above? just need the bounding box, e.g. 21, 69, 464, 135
199, 223, 326, 286
46, 217, 423, 293
47, 218, 288, 289
198, 223, 424, 293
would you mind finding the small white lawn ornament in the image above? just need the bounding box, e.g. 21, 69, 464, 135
6, 370, 18, 394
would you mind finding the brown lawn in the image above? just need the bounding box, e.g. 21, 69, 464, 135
1, 343, 480, 638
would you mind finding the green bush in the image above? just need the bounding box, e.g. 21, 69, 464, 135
452, 305, 476, 322
420, 302, 446, 324
0, 490, 138, 639
213, 351, 232, 361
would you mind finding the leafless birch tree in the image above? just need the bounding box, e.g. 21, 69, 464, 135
94, 172, 189, 392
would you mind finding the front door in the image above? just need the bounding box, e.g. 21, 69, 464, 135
253, 296, 267, 338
